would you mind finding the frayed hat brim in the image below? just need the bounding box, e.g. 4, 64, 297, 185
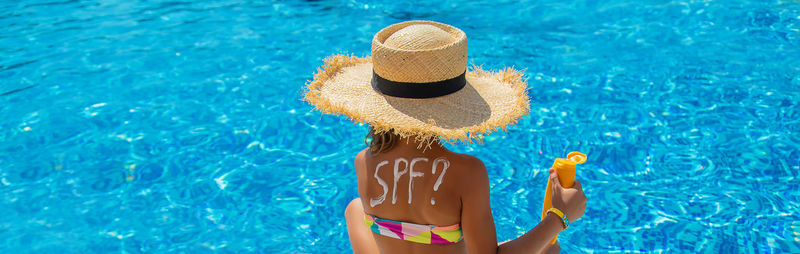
303, 55, 530, 145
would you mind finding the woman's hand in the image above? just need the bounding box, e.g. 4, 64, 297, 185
549, 168, 587, 223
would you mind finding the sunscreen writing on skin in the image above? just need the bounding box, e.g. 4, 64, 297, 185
431, 157, 449, 191
370, 161, 390, 207
541, 152, 587, 244
392, 158, 409, 204
408, 158, 428, 204
430, 157, 449, 205
370, 157, 450, 207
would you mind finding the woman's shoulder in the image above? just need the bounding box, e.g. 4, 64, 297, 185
441, 152, 489, 196
442, 152, 488, 180
353, 148, 369, 174
355, 148, 368, 161
447, 152, 486, 168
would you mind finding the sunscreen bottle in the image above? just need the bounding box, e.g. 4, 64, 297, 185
541, 151, 587, 244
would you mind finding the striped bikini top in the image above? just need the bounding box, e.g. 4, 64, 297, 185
364, 213, 463, 245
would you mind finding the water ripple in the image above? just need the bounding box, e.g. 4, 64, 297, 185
2, 0, 800, 252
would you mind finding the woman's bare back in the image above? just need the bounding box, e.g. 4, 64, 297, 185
354, 143, 485, 254
347, 137, 579, 254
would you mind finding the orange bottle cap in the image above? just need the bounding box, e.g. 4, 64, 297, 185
566, 152, 587, 164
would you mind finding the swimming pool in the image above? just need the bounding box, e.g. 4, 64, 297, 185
1, 0, 799, 252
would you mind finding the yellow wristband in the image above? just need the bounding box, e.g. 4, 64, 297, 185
547, 208, 569, 230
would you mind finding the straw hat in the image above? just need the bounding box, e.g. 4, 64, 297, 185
303, 20, 530, 144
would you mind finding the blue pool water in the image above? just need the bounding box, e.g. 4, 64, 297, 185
2, 0, 800, 253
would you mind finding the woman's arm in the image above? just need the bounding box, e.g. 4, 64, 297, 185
459, 158, 499, 253
498, 168, 586, 253
461, 158, 586, 254
496, 213, 564, 253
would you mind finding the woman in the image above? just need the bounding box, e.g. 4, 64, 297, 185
304, 20, 587, 253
